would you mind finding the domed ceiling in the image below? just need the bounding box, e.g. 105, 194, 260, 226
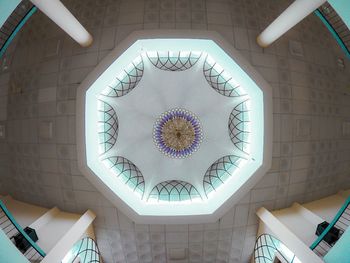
77, 31, 273, 224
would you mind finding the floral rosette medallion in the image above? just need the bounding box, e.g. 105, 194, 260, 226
153, 108, 203, 158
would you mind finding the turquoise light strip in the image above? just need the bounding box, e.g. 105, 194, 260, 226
314, 9, 350, 60
0, 6, 37, 58
309, 195, 350, 250
0, 200, 46, 257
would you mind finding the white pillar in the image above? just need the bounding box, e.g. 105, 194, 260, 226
30, 0, 93, 47
257, 0, 327, 47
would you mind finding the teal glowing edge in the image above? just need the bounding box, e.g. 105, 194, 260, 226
310, 195, 350, 250
77, 32, 273, 223
314, 9, 350, 60
0, 6, 37, 58
0, 200, 46, 257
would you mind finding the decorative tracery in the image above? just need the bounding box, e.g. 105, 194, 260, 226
96, 51, 254, 204
101, 55, 144, 97
229, 99, 251, 154
203, 155, 246, 196
147, 51, 201, 71
148, 180, 201, 202
97, 100, 118, 154
102, 156, 145, 198
203, 55, 246, 97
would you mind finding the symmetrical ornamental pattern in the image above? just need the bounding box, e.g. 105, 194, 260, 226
203, 55, 246, 97
153, 108, 203, 159
93, 51, 256, 204
203, 155, 245, 196
62, 237, 101, 263
102, 156, 145, 198
254, 234, 299, 263
147, 51, 201, 71
97, 100, 118, 154
229, 100, 251, 154
148, 180, 201, 202
101, 56, 144, 97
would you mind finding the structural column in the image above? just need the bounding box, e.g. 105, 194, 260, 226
30, 0, 93, 47
257, 0, 327, 47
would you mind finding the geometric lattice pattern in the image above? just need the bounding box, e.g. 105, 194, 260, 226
229, 99, 251, 154
62, 237, 102, 263
203, 55, 246, 97
97, 100, 118, 155
203, 155, 245, 196
153, 108, 203, 159
100, 55, 144, 97
147, 51, 201, 71
102, 156, 145, 198
148, 180, 201, 202
254, 234, 300, 263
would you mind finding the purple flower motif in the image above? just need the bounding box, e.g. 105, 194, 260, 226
153, 108, 203, 158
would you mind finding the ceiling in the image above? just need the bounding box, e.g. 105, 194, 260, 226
77, 32, 273, 223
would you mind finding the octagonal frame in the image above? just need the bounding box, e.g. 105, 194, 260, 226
76, 30, 273, 224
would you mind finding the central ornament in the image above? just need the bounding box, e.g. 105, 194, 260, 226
153, 108, 203, 158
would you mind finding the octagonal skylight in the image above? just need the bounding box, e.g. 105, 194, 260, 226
77, 31, 272, 224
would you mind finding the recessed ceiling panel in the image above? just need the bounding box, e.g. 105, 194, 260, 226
77, 31, 273, 224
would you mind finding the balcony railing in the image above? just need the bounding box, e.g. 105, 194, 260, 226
0, 0, 37, 58
309, 195, 350, 258
0, 200, 46, 262
315, 2, 350, 59
254, 195, 350, 263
